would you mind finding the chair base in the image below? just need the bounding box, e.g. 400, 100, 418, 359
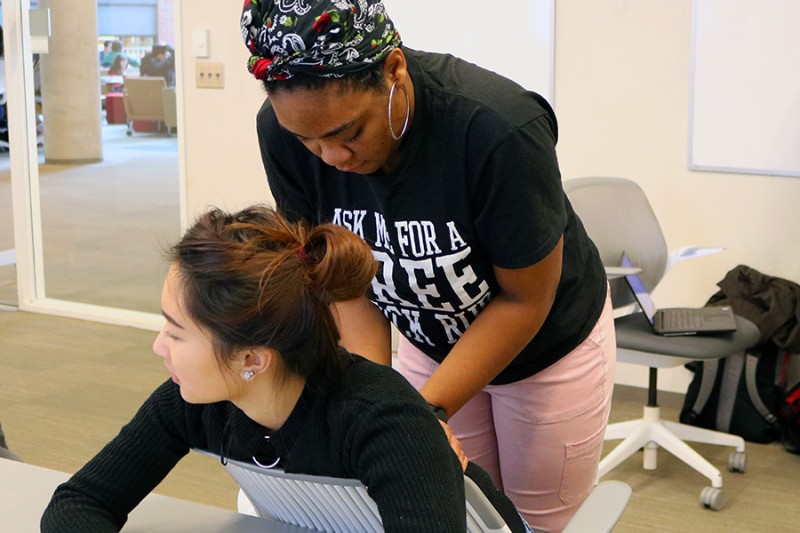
599, 405, 745, 510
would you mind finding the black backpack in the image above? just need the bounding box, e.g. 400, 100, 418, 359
680, 343, 782, 443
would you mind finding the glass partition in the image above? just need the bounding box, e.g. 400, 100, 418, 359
3, 0, 180, 322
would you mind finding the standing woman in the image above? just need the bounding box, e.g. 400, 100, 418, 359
242, 2, 616, 530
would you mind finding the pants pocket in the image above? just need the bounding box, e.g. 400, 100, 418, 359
559, 422, 605, 504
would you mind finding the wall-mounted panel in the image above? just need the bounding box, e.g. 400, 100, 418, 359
689, 0, 800, 177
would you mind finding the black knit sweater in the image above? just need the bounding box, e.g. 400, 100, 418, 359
41, 353, 524, 532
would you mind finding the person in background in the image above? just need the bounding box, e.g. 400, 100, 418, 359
0, 25, 7, 146
41, 205, 530, 533
99, 40, 112, 64
139, 43, 175, 87
106, 55, 128, 92
241, 2, 616, 531
101, 40, 139, 69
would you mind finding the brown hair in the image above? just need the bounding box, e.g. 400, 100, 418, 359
109, 54, 127, 75
169, 205, 377, 382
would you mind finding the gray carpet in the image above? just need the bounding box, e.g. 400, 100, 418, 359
0, 124, 180, 313
1, 309, 798, 532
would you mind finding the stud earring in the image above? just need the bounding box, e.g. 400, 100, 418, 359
242, 370, 255, 381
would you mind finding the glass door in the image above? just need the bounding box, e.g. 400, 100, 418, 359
0, 6, 16, 309
3, 0, 182, 328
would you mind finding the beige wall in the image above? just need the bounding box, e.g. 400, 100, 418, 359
177, 1, 800, 391
554, 1, 800, 390
178, 0, 271, 217
555, 1, 800, 298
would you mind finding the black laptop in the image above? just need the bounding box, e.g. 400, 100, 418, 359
620, 252, 737, 336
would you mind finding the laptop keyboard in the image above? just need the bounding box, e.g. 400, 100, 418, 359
660, 309, 703, 331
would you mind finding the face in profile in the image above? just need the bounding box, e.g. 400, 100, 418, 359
152, 266, 240, 404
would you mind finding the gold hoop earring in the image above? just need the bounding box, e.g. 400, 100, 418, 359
388, 80, 410, 141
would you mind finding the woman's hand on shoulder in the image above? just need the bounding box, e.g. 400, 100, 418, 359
438, 419, 468, 472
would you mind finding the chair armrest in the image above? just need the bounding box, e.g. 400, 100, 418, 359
605, 266, 641, 279
464, 476, 512, 532
604, 266, 642, 318
665, 246, 725, 272
237, 488, 257, 516
561, 481, 632, 533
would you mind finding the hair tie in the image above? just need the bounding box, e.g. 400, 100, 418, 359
297, 245, 311, 265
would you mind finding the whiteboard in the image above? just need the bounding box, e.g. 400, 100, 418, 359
382, 0, 555, 104
689, 0, 800, 177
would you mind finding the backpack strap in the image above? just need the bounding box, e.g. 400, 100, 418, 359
717, 351, 746, 432
686, 359, 720, 422
744, 351, 781, 429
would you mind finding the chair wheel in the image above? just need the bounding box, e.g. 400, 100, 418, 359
126, 131, 132, 136
728, 451, 746, 473
700, 486, 724, 511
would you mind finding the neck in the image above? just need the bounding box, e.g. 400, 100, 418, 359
234, 372, 307, 431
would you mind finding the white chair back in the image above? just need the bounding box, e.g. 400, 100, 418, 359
222, 455, 512, 533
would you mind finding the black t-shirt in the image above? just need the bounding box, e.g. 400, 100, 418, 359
257, 48, 606, 384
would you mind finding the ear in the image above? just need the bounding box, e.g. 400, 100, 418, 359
382, 48, 409, 87
239, 347, 276, 378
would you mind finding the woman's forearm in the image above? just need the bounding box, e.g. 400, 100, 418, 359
420, 238, 563, 417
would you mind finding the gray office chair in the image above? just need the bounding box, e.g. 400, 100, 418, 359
563, 177, 760, 511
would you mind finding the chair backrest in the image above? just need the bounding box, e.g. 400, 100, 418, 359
122, 76, 167, 121
220, 455, 511, 533
564, 177, 669, 309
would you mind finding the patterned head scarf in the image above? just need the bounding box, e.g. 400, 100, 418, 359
241, 0, 402, 82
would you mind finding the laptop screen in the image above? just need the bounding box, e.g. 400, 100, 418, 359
620, 253, 658, 325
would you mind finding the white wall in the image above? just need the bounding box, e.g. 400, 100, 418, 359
177, 0, 271, 218
177, 1, 800, 392
384, 0, 554, 102
554, 0, 800, 391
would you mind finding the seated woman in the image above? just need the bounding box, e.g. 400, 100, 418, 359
106, 55, 128, 92
41, 206, 530, 532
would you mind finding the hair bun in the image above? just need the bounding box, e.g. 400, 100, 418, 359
303, 224, 377, 302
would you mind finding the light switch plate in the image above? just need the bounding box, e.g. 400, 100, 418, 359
192, 28, 210, 58
196, 62, 224, 89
